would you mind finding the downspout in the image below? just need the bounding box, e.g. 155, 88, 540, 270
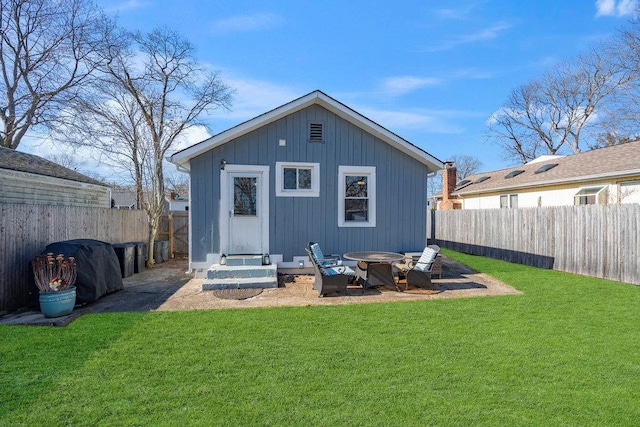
427, 170, 438, 245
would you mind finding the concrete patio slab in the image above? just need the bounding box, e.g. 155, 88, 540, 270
1, 255, 521, 326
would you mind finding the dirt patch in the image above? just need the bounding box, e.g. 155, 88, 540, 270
155, 256, 521, 311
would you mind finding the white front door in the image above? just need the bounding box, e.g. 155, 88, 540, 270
221, 165, 269, 255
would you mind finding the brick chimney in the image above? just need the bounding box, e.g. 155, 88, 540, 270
440, 161, 457, 210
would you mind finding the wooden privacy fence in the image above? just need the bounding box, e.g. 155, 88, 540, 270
0, 204, 148, 313
158, 212, 189, 259
434, 204, 640, 286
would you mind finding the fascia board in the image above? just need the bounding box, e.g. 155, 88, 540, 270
169, 90, 444, 172
169, 93, 320, 169
316, 95, 444, 171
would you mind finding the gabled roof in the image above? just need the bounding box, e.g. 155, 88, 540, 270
169, 90, 443, 172
0, 146, 109, 187
453, 140, 640, 196
111, 189, 137, 208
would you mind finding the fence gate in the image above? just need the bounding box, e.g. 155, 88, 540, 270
159, 212, 189, 258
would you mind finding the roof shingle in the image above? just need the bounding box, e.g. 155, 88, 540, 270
454, 141, 640, 196
0, 147, 108, 187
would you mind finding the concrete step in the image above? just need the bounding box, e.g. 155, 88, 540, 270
202, 276, 278, 290
223, 255, 264, 266
204, 264, 277, 290
207, 264, 277, 280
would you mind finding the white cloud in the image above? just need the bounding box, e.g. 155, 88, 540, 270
211, 13, 285, 34
204, 73, 302, 125
452, 68, 494, 79
103, 0, 150, 13
423, 21, 512, 52
596, 0, 616, 15
617, 0, 638, 15
595, 0, 637, 16
168, 125, 212, 154
434, 2, 484, 20
358, 106, 474, 135
382, 76, 441, 96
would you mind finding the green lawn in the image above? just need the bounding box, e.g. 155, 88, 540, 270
1, 250, 639, 426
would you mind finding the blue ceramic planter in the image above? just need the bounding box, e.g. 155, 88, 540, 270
39, 287, 76, 318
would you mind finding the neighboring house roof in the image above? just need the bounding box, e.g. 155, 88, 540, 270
169, 90, 444, 172
452, 141, 640, 197
0, 146, 108, 187
111, 190, 137, 208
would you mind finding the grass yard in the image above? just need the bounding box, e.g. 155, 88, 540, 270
1, 249, 639, 426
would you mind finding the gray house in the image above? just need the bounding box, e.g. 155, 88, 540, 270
169, 90, 443, 273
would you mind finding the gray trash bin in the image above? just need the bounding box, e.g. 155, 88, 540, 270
113, 243, 136, 278
132, 241, 146, 273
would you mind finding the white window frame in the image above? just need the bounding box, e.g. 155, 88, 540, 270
619, 180, 640, 204
500, 194, 518, 208
338, 165, 376, 227
275, 162, 320, 197
574, 186, 606, 205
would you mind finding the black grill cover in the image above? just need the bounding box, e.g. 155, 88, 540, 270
42, 239, 124, 303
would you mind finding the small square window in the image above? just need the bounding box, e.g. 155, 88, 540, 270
276, 162, 319, 197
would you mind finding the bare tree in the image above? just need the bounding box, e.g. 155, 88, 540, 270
165, 169, 189, 198
487, 43, 633, 164
61, 26, 232, 266
427, 154, 482, 195
0, 0, 112, 149
450, 154, 482, 180
45, 153, 80, 170
600, 10, 640, 143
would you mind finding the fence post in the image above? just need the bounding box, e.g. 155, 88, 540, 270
168, 212, 175, 259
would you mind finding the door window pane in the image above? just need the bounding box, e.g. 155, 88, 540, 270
234, 177, 257, 216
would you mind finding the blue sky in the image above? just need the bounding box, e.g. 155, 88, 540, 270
22, 0, 637, 178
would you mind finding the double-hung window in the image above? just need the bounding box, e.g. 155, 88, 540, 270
338, 166, 376, 227
275, 162, 319, 197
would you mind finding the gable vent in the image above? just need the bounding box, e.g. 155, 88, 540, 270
309, 122, 324, 142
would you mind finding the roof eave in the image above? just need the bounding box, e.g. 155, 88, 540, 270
452, 169, 640, 197
169, 91, 444, 172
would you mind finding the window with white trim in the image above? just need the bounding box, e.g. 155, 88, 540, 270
338, 166, 376, 227
500, 194, 518, 208
275, 162, 319, 197
574, 187, 606, 205
620, 181, 640, 204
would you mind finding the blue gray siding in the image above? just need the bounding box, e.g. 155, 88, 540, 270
190, 104, 429, 262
